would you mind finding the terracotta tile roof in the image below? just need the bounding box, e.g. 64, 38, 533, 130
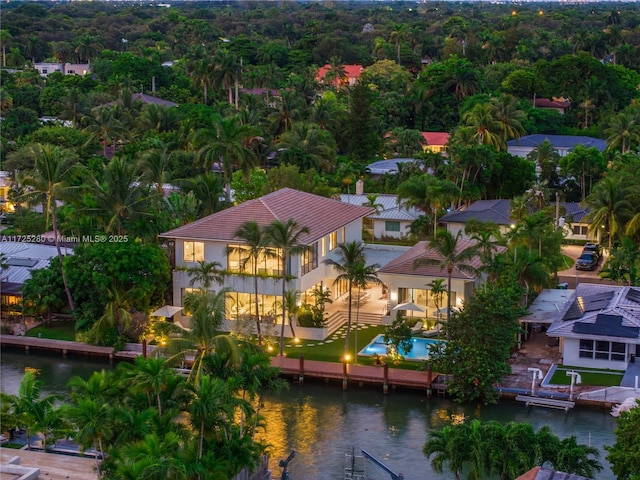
316, 64, 363, 83
160, 188, 374, 244
377, 239, 485, 279
421, 132, 450, 146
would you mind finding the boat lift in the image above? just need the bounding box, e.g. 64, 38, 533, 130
279, 450, 296, 480
361, 449, 404, 480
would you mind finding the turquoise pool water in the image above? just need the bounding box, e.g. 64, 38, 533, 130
359, 334, 444, 361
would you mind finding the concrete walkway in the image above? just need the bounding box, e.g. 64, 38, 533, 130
0, 448, 96, 480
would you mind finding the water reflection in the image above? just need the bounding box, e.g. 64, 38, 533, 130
1, 350, 617, 480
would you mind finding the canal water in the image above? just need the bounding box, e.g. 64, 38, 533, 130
1, 349, 618, 480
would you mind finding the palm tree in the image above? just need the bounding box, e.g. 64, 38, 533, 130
191, 113, 258, 200
187, 374, 246, 459
491, 94, 525, 146
351, 259, 382, 363
119, 356, 174, 416
267, 90, 304, 137
0, 29, 11, 67
87, 282, 134, 344
86, 156, 152, 236
19, 143, 78, 310
58, 88, 90, 128
324, 241, 380, 359
413, 230, 478, 329
528, 140, 561, 186
233, 221, 271, 345
177, 172, 229, 218
584, 176, 632, 249
323, 56, 347, 88
264, 219, 310, 357
462, 103, 503, 150
67, 397, 112, 474
212, 49, 242, 108
276, 122, 338, 172
82, 106, 129, 158
423, 424, 468, 480
165, 288, 242, 384
115, 432, 188, 480
181, 260, 224, 290
8, 371, 61, 451
604, 112, 640, 154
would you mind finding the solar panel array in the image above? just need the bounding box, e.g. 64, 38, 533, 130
563, 291, 614, 321
573, 314, 640, 339
626, 288, 640, 304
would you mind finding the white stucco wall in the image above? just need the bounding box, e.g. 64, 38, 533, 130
561, 337, 630, 370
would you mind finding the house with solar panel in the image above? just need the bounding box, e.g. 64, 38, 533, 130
159, 188, 374, 335
546, 284, 640, 371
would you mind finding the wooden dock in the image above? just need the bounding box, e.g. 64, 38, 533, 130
0, 335, 138, 363
271, 355, 437, 395
1, 335, 438, 395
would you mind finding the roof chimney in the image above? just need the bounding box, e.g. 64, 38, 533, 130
356, 179, 364, 195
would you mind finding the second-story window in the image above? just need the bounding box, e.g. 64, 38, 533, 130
183, 241, 204, 263
301, 242, 318, 275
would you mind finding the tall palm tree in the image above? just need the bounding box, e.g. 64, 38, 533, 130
324, 241, 380, 359
82, 106, 129, 158
462, 103, 503, 150
585, 176, 632, 248
86, 156, 151, 236
233, 221, 271, 345
413, 230, 478, 329
191, 113, 258, 200
19, 143, 78, 310
490, 94, 525, 146
264, 219, 310, 357
67, 398, 112, 475
604, 111, 640, 154
165, 288, 242, 384
0, 29, 11, 67
177, 172, 229, 218
212, 49, 242, 108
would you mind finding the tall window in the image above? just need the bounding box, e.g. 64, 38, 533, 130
341, 227, 346, 242
183, 241, 204, 262
321, 237, 326, 257
301, 242, 318, 275
328, 231, 337, 251
227, 244, 280, 275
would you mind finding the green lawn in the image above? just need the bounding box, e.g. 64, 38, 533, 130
549, 365, 624, 386
268, 324, 427, 371
25, 322, 76, 341
559, 254, 575, 270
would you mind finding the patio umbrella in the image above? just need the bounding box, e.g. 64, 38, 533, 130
392, 302, 425, 313
150, 305, 183, 318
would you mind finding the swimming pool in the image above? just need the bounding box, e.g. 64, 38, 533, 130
359, 334, 445, 361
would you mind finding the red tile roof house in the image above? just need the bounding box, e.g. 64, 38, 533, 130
421, 132, 450, 154
159, 188, 374, 340
377, 239, 497, 325
316, 64, 363, 87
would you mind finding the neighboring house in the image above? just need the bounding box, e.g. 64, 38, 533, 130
316, 64, 363, 87
421, 132, 450, 154
33, 62, 90, 77
546, 283, 640, 370
377, 239, 486, 324
366, 158, 423, 178
159, 188, 373, 333
440, 199, 593, 242
0, 171, 12, 212
103, 93, 178, 108
507, 134, 606, 158
339, 192, 421, 241
0, 242, 72, 310
533, 97, 571, 115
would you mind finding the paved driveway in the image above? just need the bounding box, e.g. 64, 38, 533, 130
557, 244, 614, 289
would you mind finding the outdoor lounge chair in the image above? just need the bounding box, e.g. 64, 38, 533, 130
410, 321, 424, 335
422, 326, 441, 338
